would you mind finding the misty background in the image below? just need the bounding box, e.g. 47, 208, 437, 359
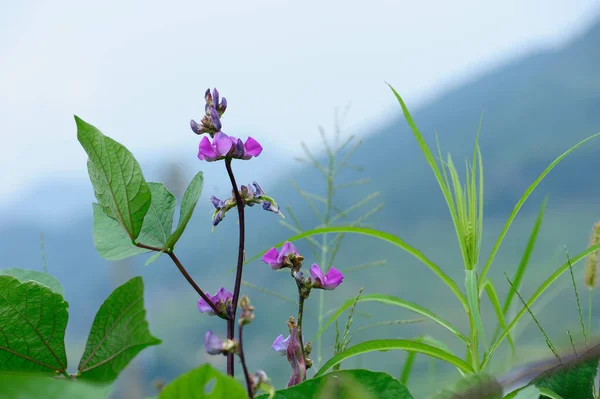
2, 1, 600, 397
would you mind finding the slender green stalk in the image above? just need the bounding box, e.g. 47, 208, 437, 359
589, 289, 593, 335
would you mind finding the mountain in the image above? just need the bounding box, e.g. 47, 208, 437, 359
1, 18, 600, 398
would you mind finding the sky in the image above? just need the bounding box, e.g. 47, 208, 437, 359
1, 0, 600, 208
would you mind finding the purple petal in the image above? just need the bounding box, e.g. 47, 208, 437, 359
243, 137, 263, 158
219, 97, 227, 112
210, 195, 224, 209
309, 264, 325, 285
252, 181, 265, 196
272, 334, 290, 355
277, 241, 298, 264
213, 287, 233, 304
262, 247, 282, 269
323, 267, 344, 290
212, 88, 220, 108
205, 330, 224, 355
213, 132, 233, 157
198, 293, 216, 315
204, 88, 211, 103
210, 107, 222, 130
190, 119, 203, 134
213, 210, 224, 226
198, 136, 217, 161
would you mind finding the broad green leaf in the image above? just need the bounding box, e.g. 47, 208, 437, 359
77, 276, 161, 383
76, 116, 151, 240
483, 243, 600, 368
0, 276, 68, 374
158, 363, 246, 399
528, 357, 599, 399
145, 251, 164, 266
0, 268, 64, 297
465, 270, 487, 351
429, 373, 502, 399
478, 131, 600, 287
315, 339, 474, 377
0, 373, 112, 399
246, 226, 468, 311
165, 171, 204, 249
93, 183, 176, 260
537, 387, 565, 399
256, 369, 413, 399
504, 385, 540, 399
93, 203, 149, 260
313, 293, 469, 345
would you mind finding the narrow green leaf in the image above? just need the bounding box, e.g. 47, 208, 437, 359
256, 369, 414, 399
0, 373, 112, 399
312, 293, 469, 345
158, 363, 246, 399
0, 276, 68, 374
538, 387, 565, 399
400, 335, 459, 385
483, 243, 600, 368
246, 226, 468, 311
482, 279, 515, 355
93, 183, 176, 261
466, 270, 487, 351
0, 268, 64, 297
75, 116, 151, 240
503, 385, 540, 399
77, 276, 161, 383
479, 131, 600, 288
315, 339, 474, 377
165, 171, 204, 249
501, 198, 547, 314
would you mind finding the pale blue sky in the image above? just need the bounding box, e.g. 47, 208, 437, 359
1, 0, 599, 206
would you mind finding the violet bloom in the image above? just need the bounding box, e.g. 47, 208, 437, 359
286, 327, 306, 387
310, 264, 344, 290
204, 330, 226, 355
262, 241, 298, 270
198, 287, 233, 317
229, 135, 263, 160
272, 334, 291, 355
198, 132, 233, 162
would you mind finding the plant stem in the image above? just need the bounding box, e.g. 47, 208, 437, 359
297, 294, 306, 361
135, 243, 223, 316
225, 158, 247, 377
238, 324, 254, 398
590, 289, 593, 335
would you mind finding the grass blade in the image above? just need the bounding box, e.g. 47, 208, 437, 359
482, 279, 516, 356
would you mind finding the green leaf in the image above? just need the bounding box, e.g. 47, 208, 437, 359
400, 335, 459, 385
257, 369, 413, 399
466, 270, 487, 351
0, 276, 68, 374
75, 116, 151, 240
528, 357, 599, 399
93, 183, 176, 260
429, 373, 502, 399
483, 243, 600, 368
0, 373, 112, 399
478, 131, 600, 288
158, 363, 246, 399
482, 279, 515, 355
504, 386, 541, 399
313, 293, 469, 345
165, 171, 204, 249
77, 276, 161, 383
246, 226, 468, 312
0, 268, 64, 297
93, 203, 149, 260
315, 339, 474, 377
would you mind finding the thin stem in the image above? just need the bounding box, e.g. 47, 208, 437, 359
590, 289, 593, 335
238, 324, 254, 398
225, 158, 247, 377
298, 295, 306, 360
134, 243, 223, 317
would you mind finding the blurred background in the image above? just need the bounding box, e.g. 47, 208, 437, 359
2, 1, 600, 397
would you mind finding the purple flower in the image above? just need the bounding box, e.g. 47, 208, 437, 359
198, 132, 233, 162
229, 135, 263, 160
209, 107, 222, 131
286, 327, 306, 387
198, 287, 233, 317
262, 241, 298, 270
272, 334, 291, 355
310, 264, 344, 290
204, 330, 226, 355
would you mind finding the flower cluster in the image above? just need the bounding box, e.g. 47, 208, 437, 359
210, 181, 283, 228
197, 287, 233, 319
191, 88, 263, 162
204, 330, 237, 355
